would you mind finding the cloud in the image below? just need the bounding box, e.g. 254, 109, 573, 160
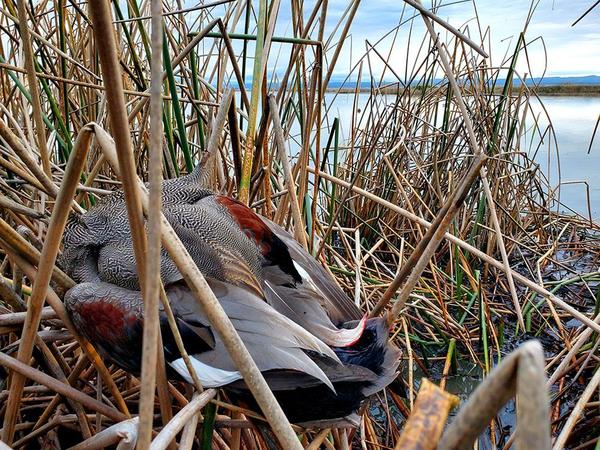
223, 0, 599, 81
318, 0, 600, 78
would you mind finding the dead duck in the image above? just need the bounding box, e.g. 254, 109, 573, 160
60, 167, 400, 425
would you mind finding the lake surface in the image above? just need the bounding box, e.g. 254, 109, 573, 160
323, 94, 600, 221
528, 96, 600, 220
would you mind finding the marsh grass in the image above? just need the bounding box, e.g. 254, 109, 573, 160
0, 0, 598, 448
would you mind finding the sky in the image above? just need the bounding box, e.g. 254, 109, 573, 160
264, 0, 600, 80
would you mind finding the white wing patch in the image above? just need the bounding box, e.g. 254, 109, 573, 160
170, 358, 242, 387
293, 261, 311, 280
294, 261, 320, 290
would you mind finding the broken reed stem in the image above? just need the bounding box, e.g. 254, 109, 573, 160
1, 129, 93, 444
15, 0, 51, 177
393, 379, 459, 450
306, 429, 332, 450
68, 418, 139, 450
386, 153, 487, 324
137, 0, 164, 447
309, 167, 600, 334
268, 95, 308, 248
178, 413, 200, 450
417, 4, 526, 330
438, 341, 550, 450
0, 351, 127, 423
149, 390, 217, 450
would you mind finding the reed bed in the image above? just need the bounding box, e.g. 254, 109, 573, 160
0, 0, 598, 448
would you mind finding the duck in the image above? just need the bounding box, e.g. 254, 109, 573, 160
59, 165, 401, 425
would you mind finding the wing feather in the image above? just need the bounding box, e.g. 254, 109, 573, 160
262, 219, 362, 323
166, 279, 341, 390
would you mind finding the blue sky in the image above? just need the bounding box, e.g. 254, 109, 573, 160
264, 0, 600, 79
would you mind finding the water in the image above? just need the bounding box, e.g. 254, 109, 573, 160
395, 361, 516, 449
527, 96, 600, 220
323, 93, 600, 221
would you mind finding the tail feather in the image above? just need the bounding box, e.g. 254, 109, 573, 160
333, 317, 401, 397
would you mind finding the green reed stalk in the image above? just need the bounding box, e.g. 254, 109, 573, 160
239, 0, 267, 203
163, 33, 192, 172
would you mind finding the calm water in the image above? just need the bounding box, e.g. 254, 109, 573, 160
528, 96, 600, 220
324, 94, 600, 221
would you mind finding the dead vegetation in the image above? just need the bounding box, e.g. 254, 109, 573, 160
0, 0, 598, 448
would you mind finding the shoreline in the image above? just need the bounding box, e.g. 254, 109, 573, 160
324, 84, 600, 96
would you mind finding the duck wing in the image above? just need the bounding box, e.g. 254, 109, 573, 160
257, 218, 368, 347
207, 195, 366, 345
262, 278, 366, 347
162, 202, 264, 296
65, 278, 342, 391
262, 218, 363, 323
166, 278, 339, 390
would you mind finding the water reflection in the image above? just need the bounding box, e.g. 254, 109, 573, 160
527, 96, 600, 220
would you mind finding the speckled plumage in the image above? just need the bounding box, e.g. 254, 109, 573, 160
61, 165, 401, 424
61, 169, 260, 291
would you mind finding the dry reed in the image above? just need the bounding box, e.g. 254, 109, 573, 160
0, 0, 598, 449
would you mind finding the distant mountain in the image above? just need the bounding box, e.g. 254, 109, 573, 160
322, 75, 600, 90
512, 75, 600, 86
235, 75, 600, 90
